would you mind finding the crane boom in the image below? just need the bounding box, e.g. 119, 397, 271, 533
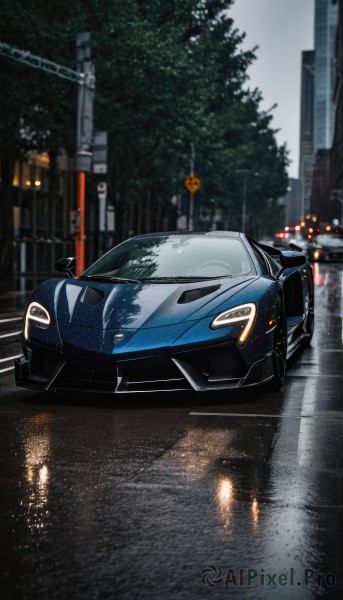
0, 41, 94, 88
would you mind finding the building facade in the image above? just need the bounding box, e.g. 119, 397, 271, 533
281, 178, 302, 226
330, 0, 343, 225
310, 0, 339, 220
313, 0, 339, 153
299, 50, 315, 216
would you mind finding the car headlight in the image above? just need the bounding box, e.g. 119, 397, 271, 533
210, 303, 256, 342
24, 302, 51, 341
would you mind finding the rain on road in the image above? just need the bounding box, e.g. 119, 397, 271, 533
0, 263, 342, 600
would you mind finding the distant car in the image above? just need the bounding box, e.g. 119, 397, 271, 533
15, 231, 314, 395
274, 229, 309, 252
307, 234, 343, 262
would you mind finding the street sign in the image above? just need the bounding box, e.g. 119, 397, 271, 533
92, 131, 108, 174
93, 163, 107, 174
97, 181, 107, 200
70, 210, 80, 234
184, 175, 201, 193
97, 181, 107, 193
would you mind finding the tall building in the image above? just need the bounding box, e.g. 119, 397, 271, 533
313, 0, 338, 153
299, 50, 315, 216
330, 0, 343, 226
281, 178, 302, 226
310, 0, 338, 220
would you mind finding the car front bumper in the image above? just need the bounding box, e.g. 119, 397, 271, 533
15, 338, 275, 394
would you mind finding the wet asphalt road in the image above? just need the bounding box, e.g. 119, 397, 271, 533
0, 264, 342, 600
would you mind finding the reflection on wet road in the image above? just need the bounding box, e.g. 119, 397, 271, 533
0, 263, 342, 600
21, 414, 51, 534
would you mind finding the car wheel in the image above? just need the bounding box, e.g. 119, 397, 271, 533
266, 297, 287, 392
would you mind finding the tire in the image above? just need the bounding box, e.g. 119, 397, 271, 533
265, 296, 287, 392
303, 286, 314, 347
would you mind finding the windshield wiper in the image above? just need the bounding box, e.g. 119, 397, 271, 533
139, 276, 193, 283
80, 275, 140, 283
140, 275, 232, 282
81, 274, 233, 284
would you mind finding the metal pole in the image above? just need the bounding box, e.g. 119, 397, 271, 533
74, 32, 94, 275
242, 176, 247, 233
329, 190, 343, 227
338, 199, 343, 227
189, 143, 195, 231
75, 171, 86, 275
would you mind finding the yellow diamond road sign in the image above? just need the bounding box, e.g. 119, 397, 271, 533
184, 175, 201, 193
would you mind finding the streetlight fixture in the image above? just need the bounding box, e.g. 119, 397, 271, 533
330, 189, 343, 226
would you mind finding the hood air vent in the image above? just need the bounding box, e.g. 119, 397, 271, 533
178, 285, 220, 304
81, 286, 104, 305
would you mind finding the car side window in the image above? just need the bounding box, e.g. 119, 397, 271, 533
249, 242, 279, 276
263, 252, 280, 277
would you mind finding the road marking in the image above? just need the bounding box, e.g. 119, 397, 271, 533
297, 377, 317, 466
0, 331, 21, 339
0, 355, 21, 364
287, 372, 343, 378
321, 348, 343, 352
189, 412, 313, 419
0, 317, 22, 323
0, 366, 15, 374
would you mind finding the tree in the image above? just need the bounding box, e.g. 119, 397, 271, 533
0, 0, 289, 272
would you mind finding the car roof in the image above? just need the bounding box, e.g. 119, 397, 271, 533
128, 230, 242, 240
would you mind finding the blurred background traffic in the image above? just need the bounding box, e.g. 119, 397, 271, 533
262, 214, 343, 262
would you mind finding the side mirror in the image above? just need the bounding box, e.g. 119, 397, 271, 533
289, 242, 303, 252
55, 257, 76, 278
280, 251, 307, 268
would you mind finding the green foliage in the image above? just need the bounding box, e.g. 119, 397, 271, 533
0, 0, 290, 241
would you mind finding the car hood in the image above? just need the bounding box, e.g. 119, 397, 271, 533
45, 276, 258, 330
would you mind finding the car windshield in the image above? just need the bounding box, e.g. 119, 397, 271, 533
81, 235, 255, 280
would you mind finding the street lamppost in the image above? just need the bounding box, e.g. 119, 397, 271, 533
330, 190, 343, 226
0, 39, 95, 275
234, 170, 260, 233
242, 176, 247, 233
232, 169, 248, 233
184, 143, 201, 230
74, 32, 95, 276
189, 143, 195, 231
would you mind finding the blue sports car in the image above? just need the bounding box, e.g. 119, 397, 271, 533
15, 231, 314, 395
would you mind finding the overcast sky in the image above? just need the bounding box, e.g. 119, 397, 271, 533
228, 0, 314, 179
